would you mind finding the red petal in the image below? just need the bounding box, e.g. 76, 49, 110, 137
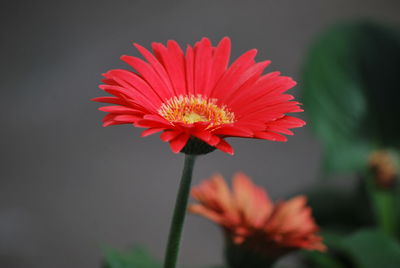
230, 75, 296, 113
113, 114, 142, 122
102, 71, 161, 110
98, 106, 141, 114
223, 60, 271, 105
204, 37, 231, 96
215, 139, 234, 155
135, 119, 170, 128
192, 130, 221, 146
143, 114, 171, 125
266, 126, 294, 135
160, 130, 181, 142
151, 41, 187, 96
254, 131, 288, 142
270, 116, 306, 128
211, 49, 257, 100
133, 43, 174, 94
103, 120, 126, 127
209, 135, 221, 145
194, 38, 213, 96
141, 128, 165, 137
120, 55, 172, 100
169, 134, 190, 153
212, 126, 253, 137
185, 46, 195, 95
91, 97, 128, 106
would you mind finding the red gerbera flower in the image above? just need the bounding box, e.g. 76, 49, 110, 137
93, 37, 305, 154
189, 173, 326, 257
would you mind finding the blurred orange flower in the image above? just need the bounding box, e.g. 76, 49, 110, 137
189, 173, 326, 257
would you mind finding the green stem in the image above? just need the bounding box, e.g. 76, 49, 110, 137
364, 170, 396, 236
163, 154, 197, 268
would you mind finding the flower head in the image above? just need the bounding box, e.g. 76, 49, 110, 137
93, 37, 305, 154
369, 150, 398, 189
189, 173, 326, 258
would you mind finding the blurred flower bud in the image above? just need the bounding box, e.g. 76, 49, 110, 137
369, 150, 398, 189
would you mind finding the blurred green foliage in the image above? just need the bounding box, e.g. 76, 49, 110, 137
343, 230, 400, 268
301, 21, 400, 173
302, 229, 400, 268
103, 247, 160, 268
299, 20, 400, 268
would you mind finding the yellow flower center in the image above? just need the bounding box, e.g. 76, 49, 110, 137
158, 95, 235, 127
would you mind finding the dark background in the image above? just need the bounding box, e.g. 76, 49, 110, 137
1, 1, 400, 268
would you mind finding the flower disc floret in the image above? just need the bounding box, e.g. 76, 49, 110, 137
158, 94, 235, 127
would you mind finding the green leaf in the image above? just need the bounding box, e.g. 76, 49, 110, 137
103, 246, 161, 268
342, 229, 400, 268
301, 21, 400, 173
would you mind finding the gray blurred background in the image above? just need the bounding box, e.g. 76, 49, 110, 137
1, 0, 400, 267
